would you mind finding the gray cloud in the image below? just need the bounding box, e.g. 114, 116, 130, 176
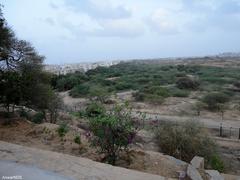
181, 0, 240, 32
46, 0, 140, 38
49, 2, 59, 10
3, 0, 240, 64
217, 0, 240, 14
63, 0, 132, 20
61, 18, 144, 38
45, 17, 55, 26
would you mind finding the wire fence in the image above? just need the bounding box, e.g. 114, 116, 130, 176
131, 111, 240, 140
61, 107, 240, 140
216, 125, 240, 139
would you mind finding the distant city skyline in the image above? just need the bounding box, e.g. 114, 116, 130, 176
2, 0, 240, 64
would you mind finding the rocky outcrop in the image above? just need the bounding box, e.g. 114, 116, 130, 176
205, 170, 224, 180
187, 164, 203, 180
190, 156, 204, 170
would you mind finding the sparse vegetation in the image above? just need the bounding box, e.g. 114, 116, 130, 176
74, 135, 81, 145
192, 101, 206, 116
209, 154, 225, 172
168, 87, 190, 97
85, 102, 106, 117
155, 120, 223, 171
52, 63, 240, 108
57, 123, 69, 139
32, 112, 45, 124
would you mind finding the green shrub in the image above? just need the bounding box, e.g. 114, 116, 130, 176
32, 112, 45, 124
177, 65, 186, 72
133, 91, 145, 101
77, 110, 86, 118
2, 112, 13, 118
202, 92, 230, 110
115, 82, 132, 90
175, 72, 186, 77
85, 102, 106, 117
70, 111, 86, 118
88, 84, 109, 102
70, 83, 90, 97
74, 135, 81, 145
88, 103, 136, 165
192, 101, 206, 116
155, 120, 218, 163
176, 77, 200, 90
144, 86, 170, 97
209, 154, 224, 172
145, 94, 165, 104
233, 81, 240, 88
19, 109, 30, 119
57, 123, 69, 138
168, 87, 190, 97
55, 73, 88, 91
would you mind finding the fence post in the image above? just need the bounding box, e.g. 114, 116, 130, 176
229, 127, 232, 137
239, 128, 240, 140
220, 124, 223, 137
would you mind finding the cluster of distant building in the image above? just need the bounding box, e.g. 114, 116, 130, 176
44, 61, 121, 75
44, 52, 240, 75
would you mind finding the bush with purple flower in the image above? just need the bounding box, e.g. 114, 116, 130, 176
88, 102, 136, 165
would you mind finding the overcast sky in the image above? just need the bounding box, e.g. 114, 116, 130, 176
2, 0, 240, 64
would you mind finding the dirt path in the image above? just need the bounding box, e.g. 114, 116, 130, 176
132, 111, 240, 129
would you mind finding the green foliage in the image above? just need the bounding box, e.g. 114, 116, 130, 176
74, 135, 81, 145
202, 92, 230, 110
155, 120, 219, 164
51, 61, 240, 106
88, 103, 136, 165
133, 92, 145, 101
233, 81, 240, 88
85, 102, 106, 117
176, 77, 200, 90
48, 93, 62, 123
134, 86, 170, 104
192, 101, 206, 116
32, 112, 45, 124
209, 154, 224, 172
0, 5, 15, 65
57, 123, 69, 138
144, 86, 170, 97
88, 84, 109, 102
19, 109, 30, 120
168, 87, 190, 97
70, 83, 90, 97
144, 94, 165, 104
71, 110, 86, 118
115, 82, 133, 91
0, 71, 21, 112
55, 72, 88, 91
0, 6, 57, 118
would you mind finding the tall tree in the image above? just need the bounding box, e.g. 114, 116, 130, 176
0, 5, 15, 70
0, 5, 57, 121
